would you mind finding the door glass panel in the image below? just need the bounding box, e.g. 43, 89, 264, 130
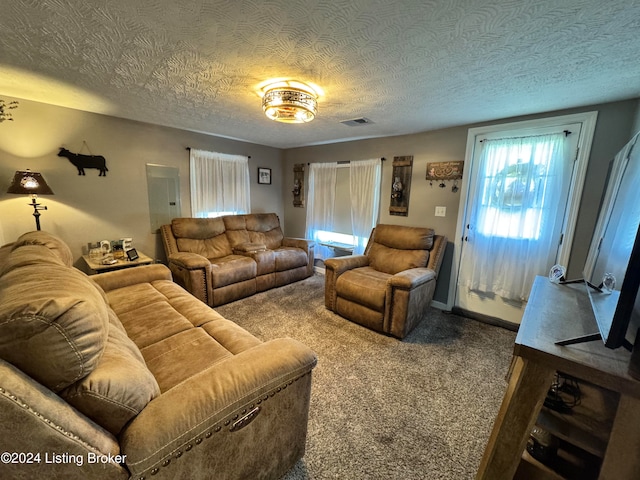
477, 144, 555, 240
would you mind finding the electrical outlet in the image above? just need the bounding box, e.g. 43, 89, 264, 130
435, 206, 446, 217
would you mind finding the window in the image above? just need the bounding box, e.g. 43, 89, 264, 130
476, 140, 560, 240
189, 149, 250, 218
313, 230, 368, 250
306, 159, 381, 257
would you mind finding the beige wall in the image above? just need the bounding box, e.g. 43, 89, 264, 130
283, 99, 640, 303
0, 95, 283, 267
2, 94, 638, 302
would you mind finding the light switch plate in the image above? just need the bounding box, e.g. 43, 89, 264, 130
435, 206, 446, 217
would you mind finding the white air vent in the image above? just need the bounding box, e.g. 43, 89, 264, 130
340, 117, 374, 126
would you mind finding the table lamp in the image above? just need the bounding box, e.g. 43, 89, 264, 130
6, 170, 54, 231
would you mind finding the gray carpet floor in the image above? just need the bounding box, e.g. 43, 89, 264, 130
215, 273, 517, 480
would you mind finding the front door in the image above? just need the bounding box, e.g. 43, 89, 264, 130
454, 117, 588, 325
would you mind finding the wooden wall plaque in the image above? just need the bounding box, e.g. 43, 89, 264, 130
293, 163, 305, 207
426, 161, 463, 181
389, 156, 413, 216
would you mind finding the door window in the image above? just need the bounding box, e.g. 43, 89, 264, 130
476, 138, 562, 241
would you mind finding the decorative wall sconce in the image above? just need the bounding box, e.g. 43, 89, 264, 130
0, 99, 19, 122
6, 170, 54, 230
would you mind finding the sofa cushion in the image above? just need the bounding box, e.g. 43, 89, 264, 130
274, 248, 309, 272
12, 230, 74, 267
140, 328, 232, 392
60, 309, 160, 435
177, 236, 233, 259
172, 218, 234, 258
109, 295, 195, 349
246, 213, 284, 250
211, 255, 257, 288
368, 243, 430, 276
222, 215, 251, 248
336, 267, 389, 312
0, 242, 14, 267
222, 214, 248, 231
0, 245, 109, 392
172, 217, 226, 239
372, 224, 435, 251
366, 225, 433, 275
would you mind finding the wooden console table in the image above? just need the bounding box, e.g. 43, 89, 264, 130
476, 276, 640, 480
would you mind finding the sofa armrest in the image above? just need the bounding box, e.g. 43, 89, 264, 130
92, 264, 172, 292
387, 268, 438, 338
324, 255, 369, 310
389, 267, 436, 290
167, 252, 210, 269
325, 254, 369, 275
283, 238, 315, 276
282, 237, 314, 252
120, 338, 317, 479
232, 243, 266, 254
427, 235, 447, 277
0, 359, 128, 479
165, 253, 212, 305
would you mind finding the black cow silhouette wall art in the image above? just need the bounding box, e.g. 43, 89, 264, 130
58, 148, 109, 176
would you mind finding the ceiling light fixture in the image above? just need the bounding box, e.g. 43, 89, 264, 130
261, 80, 318, 124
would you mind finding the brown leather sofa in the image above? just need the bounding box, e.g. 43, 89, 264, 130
0, 231, 317, 479
161, 213, 314, 307
324, 224, 447, 339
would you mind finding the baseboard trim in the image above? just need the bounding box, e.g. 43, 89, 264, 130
430, 300, 448, 311
314, 266, 326, 275
451, 306, 520, 332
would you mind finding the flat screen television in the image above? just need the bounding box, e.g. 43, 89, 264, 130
576, 131, 640, 350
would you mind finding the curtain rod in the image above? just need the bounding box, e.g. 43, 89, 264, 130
307, 157, 386, 165
186, 147, 250, 159
479, 131, 572, 143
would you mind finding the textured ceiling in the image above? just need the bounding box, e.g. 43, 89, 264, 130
1, 0, 639, 149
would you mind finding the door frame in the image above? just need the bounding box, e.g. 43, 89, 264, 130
448, 111, 598, 312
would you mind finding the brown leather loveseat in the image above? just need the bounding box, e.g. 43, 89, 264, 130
324, 224, 447, 339
0, 231, 317, 479
161, 213, 314, 307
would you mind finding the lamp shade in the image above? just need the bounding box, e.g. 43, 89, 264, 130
6, 170, 54, 195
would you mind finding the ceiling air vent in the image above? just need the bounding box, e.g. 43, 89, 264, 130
340, 117, 374, 127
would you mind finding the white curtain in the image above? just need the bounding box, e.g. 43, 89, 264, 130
350, 158, 381, 254
305, 162, 337, 259
458, 133, 569, 301
189, 149, 250, 218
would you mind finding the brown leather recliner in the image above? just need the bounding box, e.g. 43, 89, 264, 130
324, 224, 447, 339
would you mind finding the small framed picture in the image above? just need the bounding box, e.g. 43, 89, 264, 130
258, 167, 272, 185
126, 248, 139, 261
